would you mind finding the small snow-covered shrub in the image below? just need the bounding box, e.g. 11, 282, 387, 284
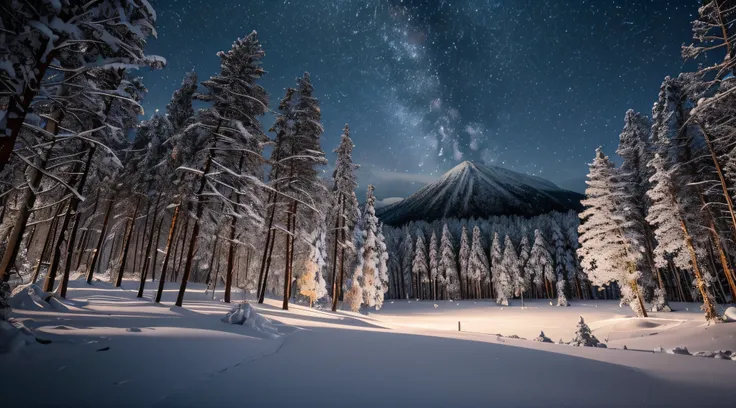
533, 331, 553, 343
222, 303, 280, 337
569, 316, 604, 347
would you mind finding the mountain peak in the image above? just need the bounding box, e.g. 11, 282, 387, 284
376, 162, 583, 226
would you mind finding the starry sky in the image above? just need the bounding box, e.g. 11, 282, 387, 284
139, 0, 699, 197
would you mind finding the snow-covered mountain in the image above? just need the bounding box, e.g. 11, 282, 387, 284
374, 197, 404, 209
376, 161, 583, 226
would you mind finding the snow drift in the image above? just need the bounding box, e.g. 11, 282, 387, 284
222, 303, 281, 338
376, 161, 583, 226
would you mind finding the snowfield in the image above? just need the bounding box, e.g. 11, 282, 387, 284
1, 279, 735, 407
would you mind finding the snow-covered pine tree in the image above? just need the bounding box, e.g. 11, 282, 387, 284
0, 0, 164, 173
468, 225, 490, 299
166, 71, 198, 133
439, 224, 459, 300
401, 229, 414, 299
298, 225, 329, 307
549, 220, 568, 302
429, 231, 439, 300
413, 231, 429, 300
458, 225, 470, 299
529, 229, 554, 299
329, 125, 359, 311
570, 316, 602, 347
517, 234, 532, 299
646, 154, 718, 321
374, 222, 389, 309
174, 32, 269, 307
615, 109, 659, 297
490, 232, 503, 299
496, 235, 518, 306
578, 148, 647, 317
346, 185, 380, 311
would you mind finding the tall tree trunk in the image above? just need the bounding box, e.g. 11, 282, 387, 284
175, 150, 214, 307
114, 196, 141, 287
31, 205, 64, 284
330, 195, 344, 311
86, 199, 114, 284
205, 236, 220, 292
680, 219, 719, 320
48, 146, 95, 296
173, 217, 189, 282
150, 216, 165, 283
257, 192, 278, 302
282, 200, 297, 310
138, 194, 161, 297
155, 203, 181, 303
258, 229, 277, 303
224, 215, 237, 303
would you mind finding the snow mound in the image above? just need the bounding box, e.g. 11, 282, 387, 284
9, 284, 79, 312
692, 350, 733, 359
9, 284, 52, 311
665, 346, 691, 355
723, 307, 736, 322
0, 320, 39, 354
222, 303, 281, 338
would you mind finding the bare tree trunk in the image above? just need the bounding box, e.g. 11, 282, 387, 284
680, 219, 718, 320
114, 196, 141, 287
137, 194, 161, 297
330, 195, 344, 312
224, 215, 237, 303
31, 205, 64, 284
258, 229, 277, 303
173, 216, 189, 282
150, 216, 165, 283
155, 203, 181, 303
49, 146, 95, 297
257, 192, 278, 302
175, 150, 214, 307
86, 199, 114, 284
282, 200, 297, 310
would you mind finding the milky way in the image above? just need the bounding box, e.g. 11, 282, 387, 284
140, 0, 698, 197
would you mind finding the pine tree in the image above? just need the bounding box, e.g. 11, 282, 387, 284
298, 225, 329, 307
174, 32, 269, 307
329, 125, 359, 311
428, 231, 439, 300
412, 231, 429, 299
517, 234, 532, 298
374, 223, 389, 309
458, 225, 470, 298
646, 154, 718, 321
529, 229, 554, 298
570, 316, 602, 347
497, 235, 518, 306
615, 109, 659, 295
578, 148, 647, 317
468, 225, 490, 299
346, 185, 380, 312
439, 224, 459, 299
166, 71, 198, 132
401, 230, 414, 299
490, 232, 503, 299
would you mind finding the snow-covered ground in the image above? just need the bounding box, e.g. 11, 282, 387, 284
2, 279, 735, 407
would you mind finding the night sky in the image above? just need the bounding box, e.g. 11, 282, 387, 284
139, 0, 699, 197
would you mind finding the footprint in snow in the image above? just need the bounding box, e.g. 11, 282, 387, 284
96, 347, 110, 352
113, 380, 130, 386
